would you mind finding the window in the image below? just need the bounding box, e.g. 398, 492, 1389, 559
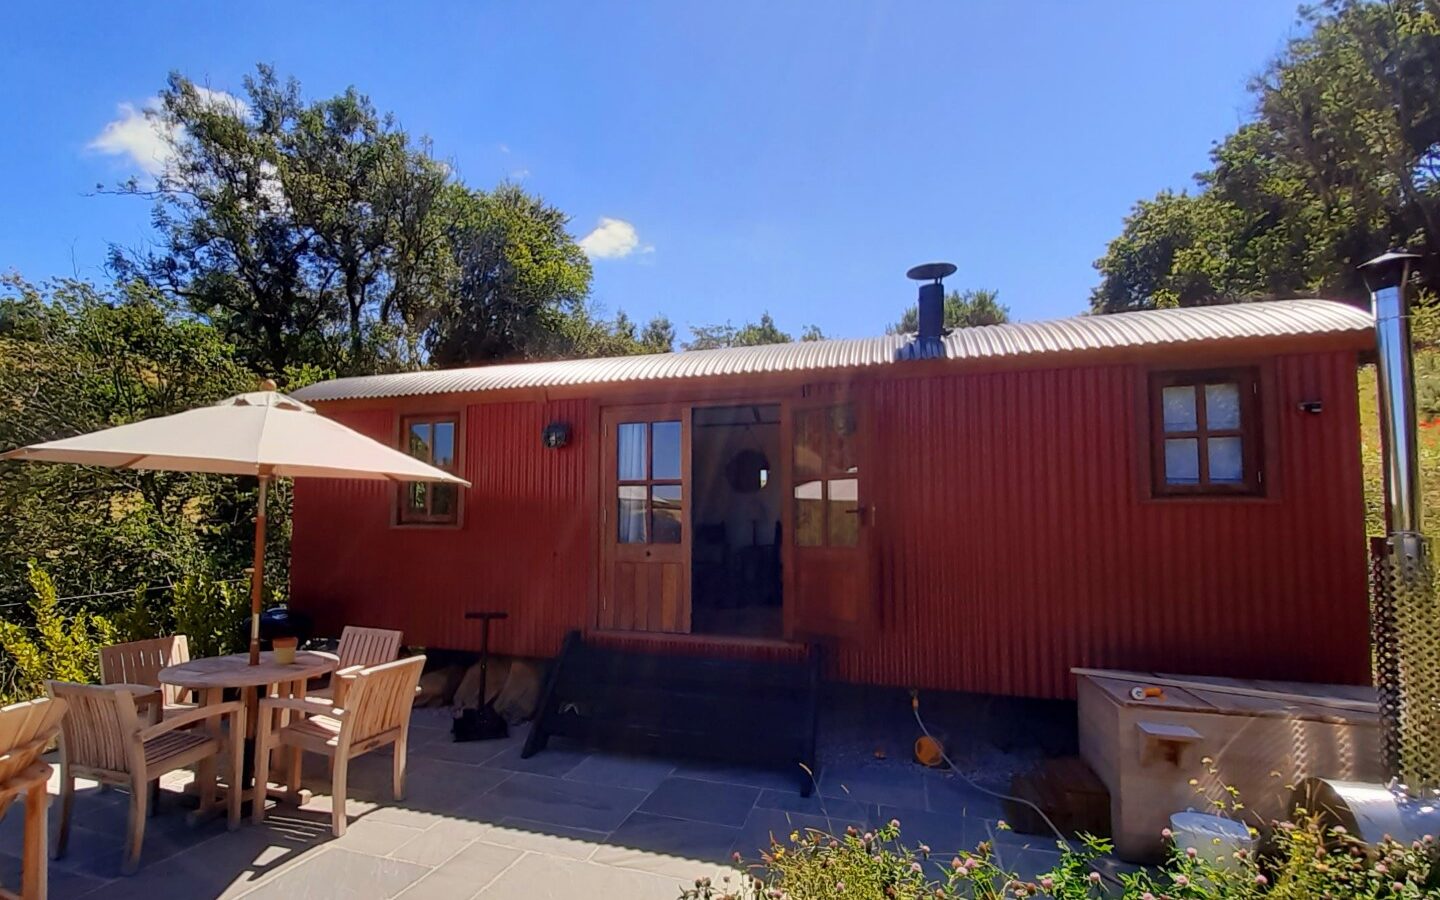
1150, 370, 1261, 496
398, 414, 460, 524
616, 419, 683, 544
793, 404, 860, 547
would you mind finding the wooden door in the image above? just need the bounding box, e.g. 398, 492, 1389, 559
599, 406, 691, 634
786, 397, 873, 639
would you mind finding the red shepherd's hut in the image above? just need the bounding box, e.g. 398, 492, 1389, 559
289, 297, 1374, 699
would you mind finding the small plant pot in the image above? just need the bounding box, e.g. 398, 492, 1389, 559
272, 637, 298, 665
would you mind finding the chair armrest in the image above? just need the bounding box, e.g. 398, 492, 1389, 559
258, 696, 346, 718
139, 700, 243, 741
331, 666, 363, 706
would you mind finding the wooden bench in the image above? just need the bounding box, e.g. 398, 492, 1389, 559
522, 632, 822, 795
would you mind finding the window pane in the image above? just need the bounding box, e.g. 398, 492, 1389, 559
1208, 436, 1244, 483
406, 482, 426, 512
652, 421, 682, 480
794, 479, 823, 546
826, 478, 859, 547
1164, 438, 1200, 484
830, 405, 859, 473
651, 485, 683, 543
617, 485, 646, 543
617, 423, 647, 481
430, 483, 457, 518
1161, 386, 1198, 432
794, 410, 825, 478
408, 422, 432, 460
1205, 383, 1241, 430
433, 422, 455, 469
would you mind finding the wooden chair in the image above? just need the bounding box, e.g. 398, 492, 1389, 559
312, 627, 403, 705
0, 698, 68, 900
46, 682, 244, 875
253, 655, 424, 837
99, 636, 194, 717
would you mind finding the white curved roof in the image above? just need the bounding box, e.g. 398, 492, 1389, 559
293, 299, 1372, 403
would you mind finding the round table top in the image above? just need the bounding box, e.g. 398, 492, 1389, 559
159, 651, 338, 689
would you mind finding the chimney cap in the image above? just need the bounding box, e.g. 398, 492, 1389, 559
1361, 249, 1422, 270
906, 262, 957, 283
1361, 250, 1422, 292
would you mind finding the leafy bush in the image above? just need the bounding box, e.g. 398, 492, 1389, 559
0, 562, 114, 703
685, 813, 1440, 900
113, 572, 251, 659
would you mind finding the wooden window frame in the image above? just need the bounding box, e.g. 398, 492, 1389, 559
1149, 368, 1263, 497
396, 413, 462, 526
614, 419, 684, 545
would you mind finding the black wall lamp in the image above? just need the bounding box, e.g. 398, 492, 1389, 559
542, 422, 571, 449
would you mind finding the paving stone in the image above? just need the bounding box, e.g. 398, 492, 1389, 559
0, 850, 110, 900
473, 851, 690, 900
390, 824, 479, 868
669, 759, 813, 793
730, 807, 832, 862
598, 811, 740, 869
394, 840, 523, 899
329, 818, 427, 857
818, 762, 928, 809
565, 754, 676, 791
876, 805, 991, 859
998, 847, 1066, 884
925, 773, 1007, 821
461, 773, 646, 832
480, 744, 591, 778
471, 818, 611, 860
753, 788, 873, 827
637, 777, 758, 827
70, 816, 330, 899
241, 847, 429, 899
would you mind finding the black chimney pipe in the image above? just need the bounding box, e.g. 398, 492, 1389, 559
906, 262, 957, 341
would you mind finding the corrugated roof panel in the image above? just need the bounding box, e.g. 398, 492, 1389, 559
292, 298, 1373, 402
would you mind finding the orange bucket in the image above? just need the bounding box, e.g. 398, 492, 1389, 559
914, 735, 946, 768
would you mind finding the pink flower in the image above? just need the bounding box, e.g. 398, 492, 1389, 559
1040, 877, 1054, 889
1175, 875, 1190, 887
1255, 874, 1268, 886
1161, 828, 1173, 838
1088, 872, 1102, 884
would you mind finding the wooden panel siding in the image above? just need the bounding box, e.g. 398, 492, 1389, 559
289, 350, 1370, 699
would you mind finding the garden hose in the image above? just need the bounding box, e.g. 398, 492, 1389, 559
909, 689, 1122, 887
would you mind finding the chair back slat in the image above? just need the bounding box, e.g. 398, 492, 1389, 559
336, 627, 403, 670
47, 682, 141, 775
341, 656, 424, 746
100, 636, 190, 705
0, 697, 67, 786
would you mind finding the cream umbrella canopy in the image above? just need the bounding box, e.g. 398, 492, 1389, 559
1, 381, 469, 664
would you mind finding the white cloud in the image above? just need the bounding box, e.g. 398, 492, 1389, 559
578, 217, 654, 259
89, 88, 248, 178
509, 167, 530, 180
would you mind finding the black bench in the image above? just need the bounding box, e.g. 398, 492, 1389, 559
521, 631, 822, 795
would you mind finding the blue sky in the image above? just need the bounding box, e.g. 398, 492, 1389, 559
2, 2, 1306, 339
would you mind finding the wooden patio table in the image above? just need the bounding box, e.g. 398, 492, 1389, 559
159, 650, 338, 813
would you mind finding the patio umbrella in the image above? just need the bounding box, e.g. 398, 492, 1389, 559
1, 380, 469, 665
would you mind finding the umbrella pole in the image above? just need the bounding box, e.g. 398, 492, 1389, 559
248, 474, 269, 666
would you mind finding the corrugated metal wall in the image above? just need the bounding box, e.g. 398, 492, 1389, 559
290, 351, 1370, 698
291, 399, 592, 659
838, 351, 1370, 696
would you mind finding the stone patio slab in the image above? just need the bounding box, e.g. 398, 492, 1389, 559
464, 772, 646, 832
393, 839, 523, 899
637, 776, 758, 827
565, 753, 677, 791
472, 851, 691, 900
599, 811, 740, 869
241, 847, 429, 899
819, 761, 928, 809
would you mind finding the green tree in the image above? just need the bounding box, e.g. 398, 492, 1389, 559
1092, 0, 1440, 313
685, 312, 812, 350
110, 67, 454, 377
0, 275, 267, 615
889, 289, 1009, 333
427, 183, 594, 365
